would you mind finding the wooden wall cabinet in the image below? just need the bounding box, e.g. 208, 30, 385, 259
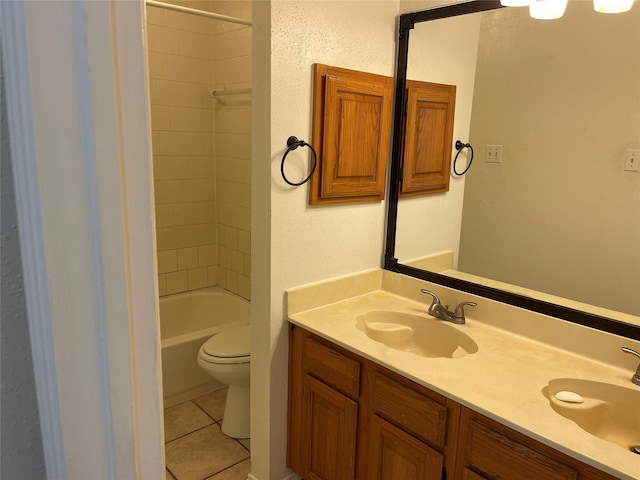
288, 325, 620, 480
310, 64, 393, 205
401, 80, 456, 197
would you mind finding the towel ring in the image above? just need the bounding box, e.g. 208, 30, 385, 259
280, 136, 318, 186
453, 140, 474, 176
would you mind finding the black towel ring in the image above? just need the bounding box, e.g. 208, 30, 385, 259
280, 136, 318, 186
453, 140, 474, 176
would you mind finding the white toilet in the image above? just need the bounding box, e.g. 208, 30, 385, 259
197, 324, 250, 439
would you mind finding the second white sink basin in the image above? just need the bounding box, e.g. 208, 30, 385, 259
544, 378, 640, 453
356, 311, 478, 359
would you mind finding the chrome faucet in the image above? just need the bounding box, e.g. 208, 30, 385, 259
420, 289, 477, 325
621, 347, 640, 386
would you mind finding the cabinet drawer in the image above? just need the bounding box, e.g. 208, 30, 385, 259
303, 335, 360, 398
463, 419, 578, 480
369, 371, 448, 449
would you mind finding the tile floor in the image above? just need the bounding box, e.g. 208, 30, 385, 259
164, 388, 251, 480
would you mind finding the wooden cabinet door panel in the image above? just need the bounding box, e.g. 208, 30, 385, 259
401, 80, 456, 196
368, 414, 444, 480
321, 75, 392, 198
300, 374, 358, 480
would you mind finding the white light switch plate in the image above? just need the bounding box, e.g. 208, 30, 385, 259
624, 149, 639, 172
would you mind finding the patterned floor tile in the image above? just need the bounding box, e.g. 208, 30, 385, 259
164, 400, 214, 442
205, 458, 251, 480
193, 387, 227, 422
165, 424, 249, 480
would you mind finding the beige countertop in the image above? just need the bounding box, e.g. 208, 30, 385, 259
286, 269, 640, 480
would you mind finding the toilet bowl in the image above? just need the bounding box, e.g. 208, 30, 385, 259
197, 324, 250, 439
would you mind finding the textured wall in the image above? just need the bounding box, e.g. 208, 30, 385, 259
0, 50, 46, 479
251, 1, 399, 478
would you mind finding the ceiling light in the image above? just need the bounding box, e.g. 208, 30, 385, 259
593, 0, 635, 13
529, 0, 568, 19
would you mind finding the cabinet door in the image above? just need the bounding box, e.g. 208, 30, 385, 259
368, 414, 444, 480
401, 80, 456, 196
300, 374, 358, 480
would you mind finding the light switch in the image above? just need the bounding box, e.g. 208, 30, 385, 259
624, 149, 640, 172
486, 145, 503, 163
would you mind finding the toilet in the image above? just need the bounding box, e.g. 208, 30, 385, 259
197, 324, 250, 439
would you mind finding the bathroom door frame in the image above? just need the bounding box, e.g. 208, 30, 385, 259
2, 1, 164, 478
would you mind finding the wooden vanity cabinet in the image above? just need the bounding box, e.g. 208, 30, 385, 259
288, 325, 458, 480
288, 324, 360, 480
288, 325, 620, 480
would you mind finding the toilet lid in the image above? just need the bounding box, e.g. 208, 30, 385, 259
202, 325, 250, 358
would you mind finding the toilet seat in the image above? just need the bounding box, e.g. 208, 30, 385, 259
199, 325, 250, 365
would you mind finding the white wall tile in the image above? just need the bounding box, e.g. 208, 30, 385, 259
169, 106, 195, 132
148, 2, 251, 296
188, 267, 208, 290
158, 131, 183, 155
148, 52, 169, 80
199, 244, 217, 267
153, 155, 173, 180
163, 226, 186, 250
178, 247, 199, 270
173, 203, 196, 226
157, 274, 168, 296
237, 229, 250, 254
166, 271, 188, 295
146, 6, 166, 26
207, 266, 217, 286
238, 274, 250, 300
157, 250, 178, 274
155, 204, 174, 228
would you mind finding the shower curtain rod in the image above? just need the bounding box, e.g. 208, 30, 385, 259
145, 0, 252, 27
210, 88, 252, 104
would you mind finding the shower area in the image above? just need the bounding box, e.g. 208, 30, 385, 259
145, 1, 253, 478
145, 0, 252, 407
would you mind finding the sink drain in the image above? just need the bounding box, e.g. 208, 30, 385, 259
631, 445, 640, 455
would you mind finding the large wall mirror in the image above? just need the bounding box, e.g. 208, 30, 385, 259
385, 0, 640, 339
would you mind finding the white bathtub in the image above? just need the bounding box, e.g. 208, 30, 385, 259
160, 286, 250, 407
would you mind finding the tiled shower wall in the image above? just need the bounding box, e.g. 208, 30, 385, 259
147, 1, 251, 300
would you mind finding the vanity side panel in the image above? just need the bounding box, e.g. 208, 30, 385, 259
287, 326, 304, 473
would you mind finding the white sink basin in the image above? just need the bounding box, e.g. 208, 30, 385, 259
356, 311, 478, 359
544, 378, 640, 452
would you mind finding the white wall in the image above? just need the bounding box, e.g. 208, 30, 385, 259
0, 47, 46, 480
394, 3, 482, 265
458, 4, 640, 315
252, 1, 399, 478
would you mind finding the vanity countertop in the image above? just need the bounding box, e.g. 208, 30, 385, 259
286, 270, 640, 480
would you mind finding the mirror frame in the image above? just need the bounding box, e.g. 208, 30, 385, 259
384, 0, 640, 341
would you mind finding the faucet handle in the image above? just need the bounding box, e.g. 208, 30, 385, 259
420, 289, 441, 306
622, 346, 640, 359
453, 301, 477, 321
621, 347, 640, 386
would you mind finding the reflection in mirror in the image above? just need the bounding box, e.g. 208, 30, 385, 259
389, 1, 640, 333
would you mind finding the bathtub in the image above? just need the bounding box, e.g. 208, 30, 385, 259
160, 286, 250, 407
